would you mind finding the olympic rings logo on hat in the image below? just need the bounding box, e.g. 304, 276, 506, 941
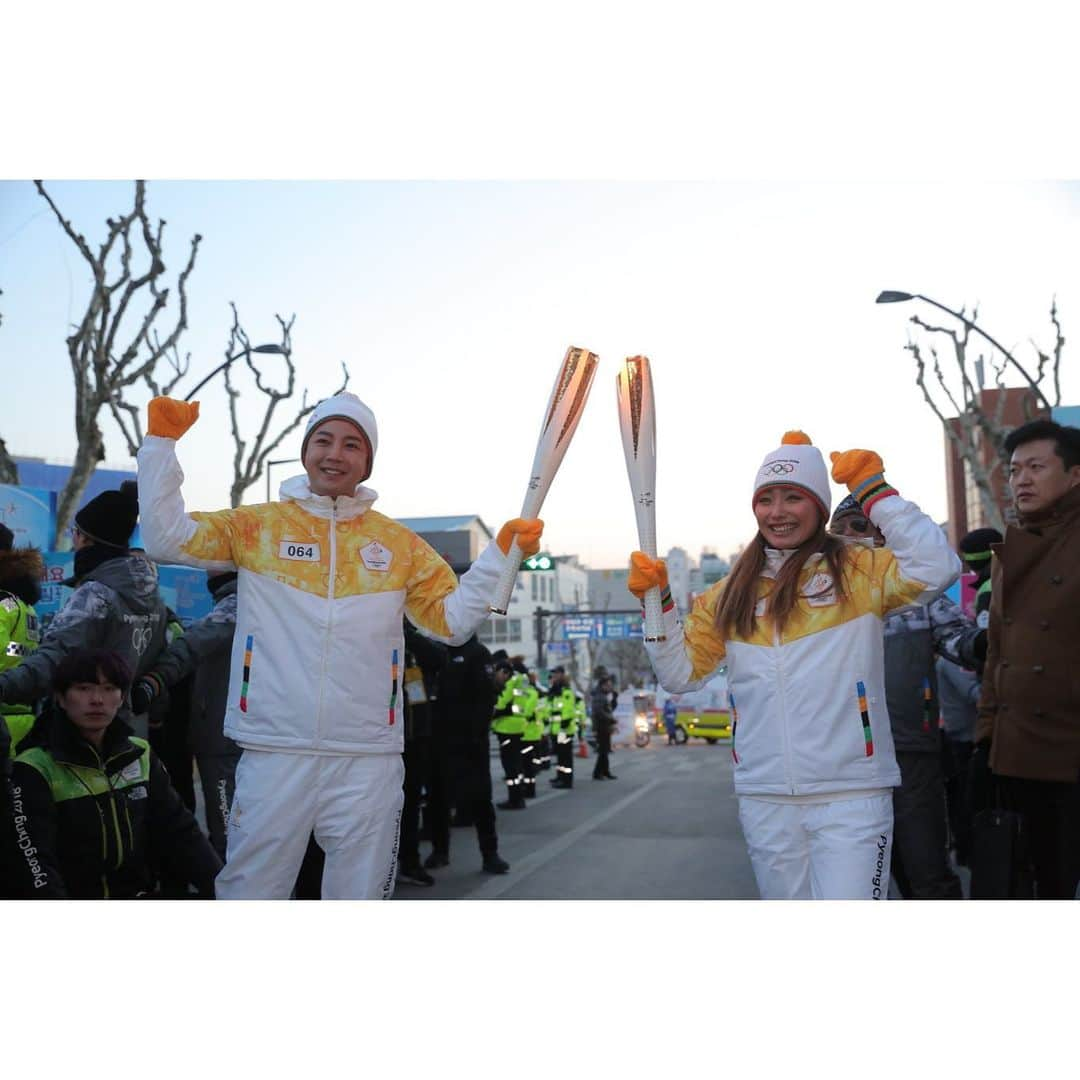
761, 460, 796, 476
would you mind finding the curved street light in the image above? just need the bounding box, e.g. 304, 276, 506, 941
184, 342, 286, 402
875, 290, 1052, 412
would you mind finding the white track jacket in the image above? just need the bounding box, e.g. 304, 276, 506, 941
646, 494, 960, 797
137, 436, 505, 756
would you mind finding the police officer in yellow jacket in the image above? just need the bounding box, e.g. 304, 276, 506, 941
548, 666, 578, 789
491, 659, 526, 809
518, 662, 543, 799
0, 526, 42, 760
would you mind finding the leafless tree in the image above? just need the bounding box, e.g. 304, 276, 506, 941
34, 180, 201, 546
220, 303, 349, 507
903, 299, 1063, 532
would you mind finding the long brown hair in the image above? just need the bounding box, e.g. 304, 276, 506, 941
715, 524, 850, 641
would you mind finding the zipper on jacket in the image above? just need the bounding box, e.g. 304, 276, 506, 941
315, 502, 338, 744
773, 620, 796, 795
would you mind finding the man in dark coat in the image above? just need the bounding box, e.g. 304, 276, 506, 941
423, 635, 509, 874
974, 419, 1080, 899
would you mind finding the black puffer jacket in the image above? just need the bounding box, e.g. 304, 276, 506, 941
8, 709, 221, 898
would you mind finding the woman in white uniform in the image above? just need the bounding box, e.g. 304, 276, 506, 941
628, 431, 959, 899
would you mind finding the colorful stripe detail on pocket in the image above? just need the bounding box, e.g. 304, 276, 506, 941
856, 680, 873, 757
388, 648, 399, 725
240, 635, 254, 713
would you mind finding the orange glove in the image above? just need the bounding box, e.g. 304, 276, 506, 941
829, 449, 885, 492
148, 397, 200, 440
627, 551, 668, 600
497, 518, 544, 557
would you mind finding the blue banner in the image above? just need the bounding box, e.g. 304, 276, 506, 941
35, 553, 211, 629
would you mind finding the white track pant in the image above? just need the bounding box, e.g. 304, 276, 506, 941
737, 793, 893, 900
216, 749, 405, 900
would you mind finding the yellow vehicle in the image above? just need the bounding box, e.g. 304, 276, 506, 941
671, 706, 731, 744
658, 670, 732, 744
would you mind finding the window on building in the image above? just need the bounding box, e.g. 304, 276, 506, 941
531, 575, 538, 601
477, 619, 523, 645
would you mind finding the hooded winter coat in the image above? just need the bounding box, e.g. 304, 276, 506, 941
0, 550, 167, 709
975, 485, 1080, 782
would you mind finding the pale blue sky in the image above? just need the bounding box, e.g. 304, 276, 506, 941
4, 179, 1079, 566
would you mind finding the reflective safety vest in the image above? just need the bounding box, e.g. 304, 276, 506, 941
521, 684, 543, 742
549, 687, 578, 736
535, 696, 552, 736
492, 675, 527, 735
1, 591, 40, 756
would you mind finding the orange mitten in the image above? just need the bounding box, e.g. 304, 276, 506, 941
148, 397, 200, 440
627, 551, 668, 600
829, 449, 885, 492
497, 518, 544, 556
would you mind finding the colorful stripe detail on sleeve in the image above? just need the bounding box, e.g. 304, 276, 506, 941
240, 635, 254, 713
921, 676, 933, 733
856, 680, 873, 757
388, 648, 399, 726
643, 585, 676, 615
851, 472, 898, 515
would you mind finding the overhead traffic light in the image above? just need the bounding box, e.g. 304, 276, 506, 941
520, 552, 554, 571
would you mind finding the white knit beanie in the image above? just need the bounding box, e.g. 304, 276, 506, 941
301, 392, 378, 481
752, 430, 831, 517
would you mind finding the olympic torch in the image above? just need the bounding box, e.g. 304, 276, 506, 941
489, 346, 600, 615
616, 355, 665, 641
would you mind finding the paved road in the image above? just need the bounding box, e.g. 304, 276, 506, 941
394, 737, 760, 900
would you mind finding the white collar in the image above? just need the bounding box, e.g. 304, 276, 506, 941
278, 474, 378, 521
761, 546, 824, 580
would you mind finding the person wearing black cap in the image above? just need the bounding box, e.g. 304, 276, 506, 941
956, 526, 1002, 676
492, 657, 528, 809
547, 666, 579, 789
127, 571, 241, 859
0, 482, 168, 739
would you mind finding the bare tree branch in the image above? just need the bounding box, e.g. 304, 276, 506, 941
34, 180, 202, 545
213, 304, 350, 507
897, 299, 1063, 537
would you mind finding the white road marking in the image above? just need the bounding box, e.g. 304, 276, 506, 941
463, 777, 664, 900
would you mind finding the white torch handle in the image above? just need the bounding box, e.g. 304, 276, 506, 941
490, 536, 524, 616
636, 514, 665, 642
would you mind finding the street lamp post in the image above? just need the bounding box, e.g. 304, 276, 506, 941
184, 342, 287, 402
266, 457, 300, 502
875, 290, 1053, 412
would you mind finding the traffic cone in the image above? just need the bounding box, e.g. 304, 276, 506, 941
577, 739, 588, 758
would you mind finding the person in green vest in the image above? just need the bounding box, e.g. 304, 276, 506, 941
0, 524, 42, 759
7, 646, 221, 899
517, 660, 544, 799
547, 666, 579, 789
533, 670, 552, 770
491, 658, 527, 809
